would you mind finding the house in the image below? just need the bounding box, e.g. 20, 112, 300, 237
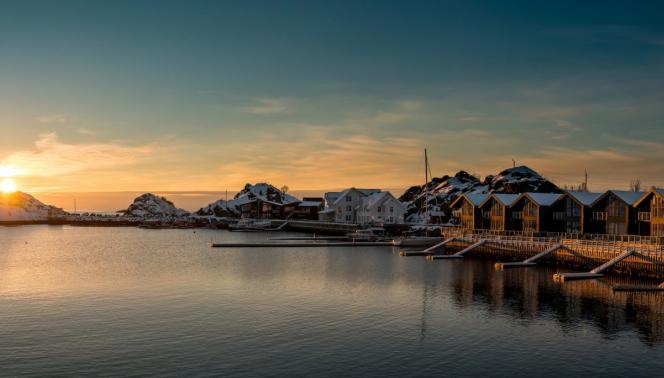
449, 193, 489, 230
235, 183, 301, 219
329, 188, 381, 223
510, 193, 562, 232
356, 191, 406, 225
288, 197, 324, 220
633, 189, 664, 237
478, 194, 519, 231
549, 191, 602, 234
589, 190, 645, 235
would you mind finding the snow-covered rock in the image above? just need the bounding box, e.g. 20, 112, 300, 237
0, 191, 67, 221
123, 193, 189, 218
197, 183, 299, 217
400, 166, 559, 223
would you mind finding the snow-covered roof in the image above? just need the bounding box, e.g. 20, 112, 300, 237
592, 190, 646, 207
521, 193, 562, 207
450, 192, 489, 208
298, 201, 322, 207
361, 191, 403, 210
633, 189, 664, 207
565, 191, 603, 206
332, 188, 381, 206
480, 193, 519, 207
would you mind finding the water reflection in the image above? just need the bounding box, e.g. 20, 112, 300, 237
1, 226, 663, 376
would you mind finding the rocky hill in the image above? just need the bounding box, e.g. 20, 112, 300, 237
123, 193, 189, 218
400, 166, 560, 223
0, 191, 67, 221
197, 183, 299, 217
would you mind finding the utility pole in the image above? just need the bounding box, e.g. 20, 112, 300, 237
512, 158, 516, 168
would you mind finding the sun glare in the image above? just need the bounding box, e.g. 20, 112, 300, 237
1, 178, 17, 193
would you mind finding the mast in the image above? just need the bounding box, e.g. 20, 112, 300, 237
424, 148, 429, 224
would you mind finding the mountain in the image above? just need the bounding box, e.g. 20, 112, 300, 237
0, 191, 67, 221
197, 183, 299, 217
123, 193, 189, 218
400, 166, 560, 223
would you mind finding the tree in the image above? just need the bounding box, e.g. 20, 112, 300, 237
280, 185, 289, 194
630, 178, 641, 192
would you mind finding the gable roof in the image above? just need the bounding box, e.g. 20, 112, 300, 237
480, 193, 519, 208
519, 192, 563, 207
634, 188, 664, 207
564, 191, 603, 207
332, 188, 382, 206
591, 190, 646, 207
361, 191, 404, 210
450, 192, 490, 208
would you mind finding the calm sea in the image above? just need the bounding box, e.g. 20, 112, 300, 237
1, 226, 663, 377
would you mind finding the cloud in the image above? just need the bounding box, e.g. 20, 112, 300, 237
34, 114, 67, 124
78, 128, 96, 135
1, 133, 155, 177
240, 98, 295, 115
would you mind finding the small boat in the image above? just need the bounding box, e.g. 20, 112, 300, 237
229, 218, 275, 232
345, 227, 390, 241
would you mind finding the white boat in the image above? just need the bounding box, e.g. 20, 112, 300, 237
346, 227, 389, 241
229, 218, 274, 232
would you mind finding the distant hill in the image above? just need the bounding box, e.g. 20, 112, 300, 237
400, 166, 560, 223
122, 193, 190, 217
0, 191, 67, 222
197, 183, 299, 217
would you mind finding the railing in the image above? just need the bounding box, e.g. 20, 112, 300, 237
440, 226, 664, 245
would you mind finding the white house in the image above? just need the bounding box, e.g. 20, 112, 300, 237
328, 188, 381, 223
357, 191, 406, 224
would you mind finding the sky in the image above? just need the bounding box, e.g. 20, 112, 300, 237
1, 0, 664, 210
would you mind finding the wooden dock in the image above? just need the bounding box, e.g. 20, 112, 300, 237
211, 241, 398, 248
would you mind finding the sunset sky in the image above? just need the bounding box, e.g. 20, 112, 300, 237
1, 1, 664, 208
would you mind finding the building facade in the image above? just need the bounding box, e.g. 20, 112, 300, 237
356, 191, 406, 225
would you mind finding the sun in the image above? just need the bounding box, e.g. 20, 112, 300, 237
1, 178, 17, 193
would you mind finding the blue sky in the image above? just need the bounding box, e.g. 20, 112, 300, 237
1, 0, 663, 194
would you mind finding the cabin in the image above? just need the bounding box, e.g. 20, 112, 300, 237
329, 188, 381, 223
549, 191, 602, 235
283, 197, 325, 220
633, 189, 664, 238
449, 193, 489, 230
356, 191, 406, 225
510, 193, 562, 232
589, 190, 645, 235
478, 194, 519, 231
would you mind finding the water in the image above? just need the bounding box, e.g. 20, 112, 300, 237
1, 226, 663, 377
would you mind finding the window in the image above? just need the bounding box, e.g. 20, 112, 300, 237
553, 211, 565, 221
377, 206, 381, 213
346, 195, 352, 202
345, 215, 351, 222
346, 205, 352, 211
337, 207, 342, 214
390, 206, 394, 213
593, 212, 607, 221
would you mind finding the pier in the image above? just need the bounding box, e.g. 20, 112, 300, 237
401, 227, 664, 286
211, 241, 398, 248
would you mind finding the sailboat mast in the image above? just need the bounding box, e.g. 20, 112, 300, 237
424, 148, 428, 224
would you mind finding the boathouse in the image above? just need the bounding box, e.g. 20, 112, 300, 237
589, 190, 645, 235
510, 193, 562, 232
633, 189, 664, 238
549, 191, 602, 235
478, 194, 519, 231
450, 193, 489, 230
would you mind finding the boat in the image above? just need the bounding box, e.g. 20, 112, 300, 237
229, 218, 275, 232
345, 227, 391, 241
